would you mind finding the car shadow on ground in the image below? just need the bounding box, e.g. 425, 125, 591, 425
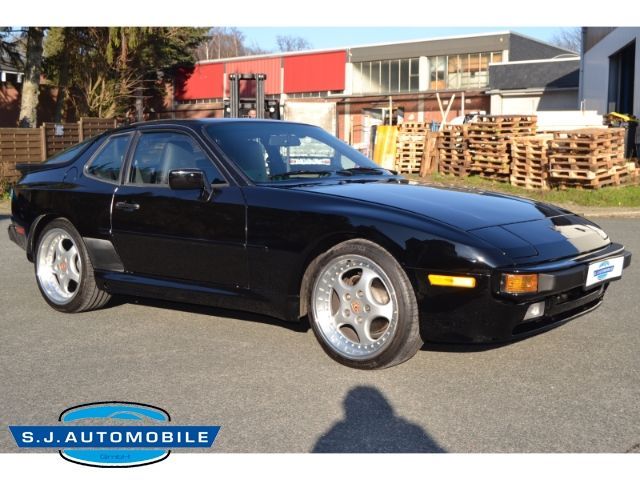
0, 214, 11, 221
104, 295, 512, 350
421, 341, 511, 353
106, 296, 311, 333
312, 385, 446, 453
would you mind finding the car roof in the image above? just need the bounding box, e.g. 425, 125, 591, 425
106, 118, 314, 135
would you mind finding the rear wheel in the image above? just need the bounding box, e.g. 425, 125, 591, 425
308, 239, 422, 369
35, 218, 111, 313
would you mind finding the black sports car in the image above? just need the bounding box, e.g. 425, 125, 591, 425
7, 119, 632, 369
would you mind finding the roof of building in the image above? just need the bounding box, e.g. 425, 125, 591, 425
197, 31, 576, 65
488, 57, 580, 91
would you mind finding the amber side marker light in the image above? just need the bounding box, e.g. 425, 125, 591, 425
428, 275, 476, 288
502, 273, 538, 294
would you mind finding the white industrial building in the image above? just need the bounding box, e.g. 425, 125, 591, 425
488, 57, 580, 115
580, 27, 640, 117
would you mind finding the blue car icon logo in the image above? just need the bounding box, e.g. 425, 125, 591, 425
59, 401, 171, 467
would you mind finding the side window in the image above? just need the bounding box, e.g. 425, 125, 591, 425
129, 132, 224, 185
85, 134, 132, 182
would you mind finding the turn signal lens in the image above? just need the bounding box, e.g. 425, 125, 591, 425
428, 275, 476, 288
502, 273, 538, 294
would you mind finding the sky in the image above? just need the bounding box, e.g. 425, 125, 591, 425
238, 27, 572, 52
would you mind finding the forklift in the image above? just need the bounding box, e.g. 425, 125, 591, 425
223, 73, 280, 119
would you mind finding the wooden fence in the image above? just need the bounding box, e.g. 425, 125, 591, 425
0, 117, 116, 184
0, 128, 45, 183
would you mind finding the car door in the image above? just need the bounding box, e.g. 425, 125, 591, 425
110, 128, 248, 288
78, 132, 134, 238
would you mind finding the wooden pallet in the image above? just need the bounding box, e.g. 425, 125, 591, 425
510, 173, 549, 190
554, 170, 638, 189
397, 122, 431, 134
511, 163, 548, 176
396, 160, 422, 174
549, 157, 624, 172
395, 122, 432, 173
438, 126, 470, 178
397, 133, 427, 143
439, 163, 470, 177
472, 170, 511, 182
551, 163, 637, 188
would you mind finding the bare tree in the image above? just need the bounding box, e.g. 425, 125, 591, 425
276, 35, 312, 52
18, 27, 45, 128
195, 27, 269, 61
0, 28, 24, 69
551, 27, 582, 54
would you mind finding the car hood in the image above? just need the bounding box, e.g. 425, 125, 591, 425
292, 181, 568, 230
292, 181, 610, 262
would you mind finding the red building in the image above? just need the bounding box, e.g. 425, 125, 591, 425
168, 31, 574, 147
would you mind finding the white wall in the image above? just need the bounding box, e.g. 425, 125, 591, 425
491, 90, 578, 115
581, 27, 640, 116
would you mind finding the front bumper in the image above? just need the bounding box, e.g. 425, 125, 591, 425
413, 243, 632, 343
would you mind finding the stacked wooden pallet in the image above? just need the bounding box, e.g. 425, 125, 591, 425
510, 135, 552, 190
466, 115, 537, 181
438, 125, 470, 177
548, 128, 638, 189
395, 122, 429, 174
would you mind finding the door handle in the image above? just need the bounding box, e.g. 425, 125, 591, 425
115, 201, 140, 212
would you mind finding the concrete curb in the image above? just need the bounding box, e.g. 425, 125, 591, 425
556, 206, 640, 219
578, 210, 640, 219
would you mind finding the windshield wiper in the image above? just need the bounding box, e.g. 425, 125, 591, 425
270, 170, 333, 180
335, 167, 389, 176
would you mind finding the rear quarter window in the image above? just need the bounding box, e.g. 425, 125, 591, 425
85, 134, 132, 183
44, 138, 94, 165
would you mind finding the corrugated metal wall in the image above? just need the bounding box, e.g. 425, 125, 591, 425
175, 51, 347, 101
225, 58, 282, 95
175, 64, 224, 100
283, 51, 346, 93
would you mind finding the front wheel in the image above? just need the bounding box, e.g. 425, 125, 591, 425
35, 218, 111, 313
308, 239, 422, 369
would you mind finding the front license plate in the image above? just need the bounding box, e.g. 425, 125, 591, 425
585, 256, 624, 287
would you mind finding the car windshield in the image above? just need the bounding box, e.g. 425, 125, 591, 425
205, 122, 387, 183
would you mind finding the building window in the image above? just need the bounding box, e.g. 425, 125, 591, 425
427, 51, 503, 91
429, 56, 446, 90
287, 91, 335, 98
352, 58, 420, 95
175, 98, 220, 105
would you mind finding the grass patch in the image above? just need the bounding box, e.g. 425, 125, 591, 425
408, 173, 640, 208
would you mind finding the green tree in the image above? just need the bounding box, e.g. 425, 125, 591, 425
43, 27, 207, 121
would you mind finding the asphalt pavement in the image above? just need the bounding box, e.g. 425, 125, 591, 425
0, 213, 638, 453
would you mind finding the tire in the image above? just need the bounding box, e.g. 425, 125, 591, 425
307, 239, 422, 369
34, 218, 111, 313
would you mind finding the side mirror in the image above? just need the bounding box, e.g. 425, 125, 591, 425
168, 169, 213, 200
